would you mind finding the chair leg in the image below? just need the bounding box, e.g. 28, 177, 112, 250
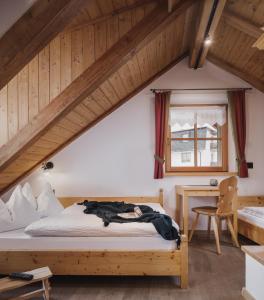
227, 217, 239, 248
217, 217, 222, 239
189, 213, 200, 242
211, 216, 221, 255
207, 216, 211, 237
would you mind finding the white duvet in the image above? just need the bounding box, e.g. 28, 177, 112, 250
25, 203, 179, 237
240, 206, 264, 219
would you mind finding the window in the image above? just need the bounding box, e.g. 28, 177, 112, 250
165, 104, 228, 173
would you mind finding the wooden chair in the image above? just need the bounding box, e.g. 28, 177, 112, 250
189, 176, 239, 254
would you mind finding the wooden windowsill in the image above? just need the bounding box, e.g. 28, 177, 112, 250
165, 171, 237, 177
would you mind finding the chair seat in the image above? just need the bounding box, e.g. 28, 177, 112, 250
192, 206, 217, 216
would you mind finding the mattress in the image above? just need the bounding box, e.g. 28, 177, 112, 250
238, 209, 264, 229
0, 228, 177, 251
24, 202, 179, 238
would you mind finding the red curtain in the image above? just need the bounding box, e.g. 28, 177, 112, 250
154, 92, 170, 179
228, 90, 248, 178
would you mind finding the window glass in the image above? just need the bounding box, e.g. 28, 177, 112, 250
171, 140, 194, 167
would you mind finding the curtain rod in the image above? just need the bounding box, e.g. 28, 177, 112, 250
150, 88, 252, 92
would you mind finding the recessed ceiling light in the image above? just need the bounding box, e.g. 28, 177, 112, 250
204, 36, 213, 46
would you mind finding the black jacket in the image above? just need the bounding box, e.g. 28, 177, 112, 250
78, 201, 181, 246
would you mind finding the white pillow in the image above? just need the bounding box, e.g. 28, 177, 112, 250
6, 185, 40, 229
22, 182, 37, 210
0, 199, 15, 232
37, 183, 64, 217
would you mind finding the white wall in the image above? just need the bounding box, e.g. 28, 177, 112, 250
3, 58, 264, 229
0, 0, 36, 38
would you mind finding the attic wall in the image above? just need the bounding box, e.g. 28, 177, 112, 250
5, 58, 264, 230
0, 1, 156, 147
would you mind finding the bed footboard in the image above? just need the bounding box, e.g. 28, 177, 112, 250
0, 236, 188, 288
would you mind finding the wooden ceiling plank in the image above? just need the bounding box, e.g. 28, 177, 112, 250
208, 54, 264, 93
0, 0, 88, 90
190, 0, 227, 68
69, 0, 157, 31
83, 97, 106, 116
222, 10, 263, 39
100, 81, 120, 105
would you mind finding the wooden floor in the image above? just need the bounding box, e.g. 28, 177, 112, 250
1, 232, 255, 300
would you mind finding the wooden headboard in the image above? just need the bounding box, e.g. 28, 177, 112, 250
237, 196, 264, 209
59, 189, 164, 208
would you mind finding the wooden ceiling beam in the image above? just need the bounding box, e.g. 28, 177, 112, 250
0, 0, 195, 171
0, 0, 88, 90
208, 55, 264, 93
69, 0, 157, 31
189, 0, 227, 69
222, 10, 263, 39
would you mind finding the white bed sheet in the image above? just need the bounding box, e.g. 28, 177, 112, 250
25, 203, 179, 238
238, 209, 264, 229
0, 228, 177, 251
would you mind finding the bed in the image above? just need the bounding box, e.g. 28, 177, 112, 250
0, 189, 188, 288
237, 196, 264, 245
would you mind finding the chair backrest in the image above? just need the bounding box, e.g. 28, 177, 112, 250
216, 176, 238, 216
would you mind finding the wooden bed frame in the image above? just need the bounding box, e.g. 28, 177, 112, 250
238, 196, 264, 245
0, 189, 188, 289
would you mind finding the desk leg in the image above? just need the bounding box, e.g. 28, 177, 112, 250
183, 193, 189, 238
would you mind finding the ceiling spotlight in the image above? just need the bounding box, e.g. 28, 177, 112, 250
204, 36, 213, 46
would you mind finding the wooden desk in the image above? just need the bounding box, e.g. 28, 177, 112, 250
175, 185, 238, 240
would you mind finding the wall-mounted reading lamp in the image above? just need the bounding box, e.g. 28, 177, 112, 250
41, 161, 54, 174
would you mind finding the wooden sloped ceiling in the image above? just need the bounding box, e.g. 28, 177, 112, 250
0, 0, 198, 193
207, 0, 264, 92
0, 0, 158, 148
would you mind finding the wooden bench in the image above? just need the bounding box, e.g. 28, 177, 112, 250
0, 267, 52, 300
